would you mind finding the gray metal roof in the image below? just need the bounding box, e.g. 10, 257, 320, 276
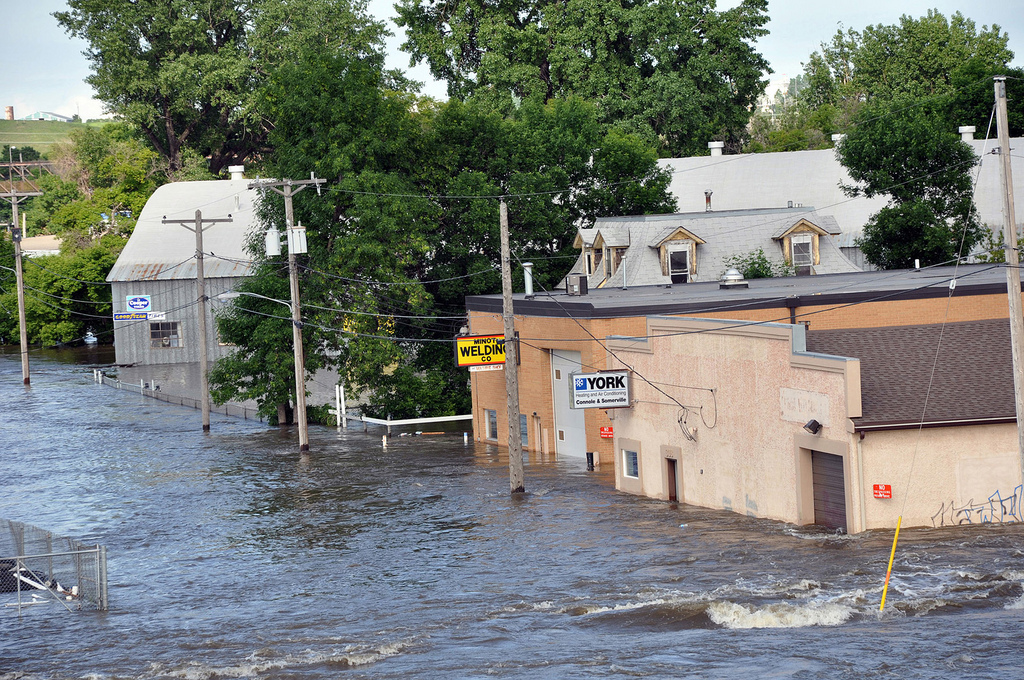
107, 180, 260, 282
659, 137, 1024, 247
565, 207, 860, 289
469, 263, 1010, 320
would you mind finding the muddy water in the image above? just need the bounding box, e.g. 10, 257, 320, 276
1, 351, 1024, 679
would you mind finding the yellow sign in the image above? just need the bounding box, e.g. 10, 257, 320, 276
455, 334, 506, 367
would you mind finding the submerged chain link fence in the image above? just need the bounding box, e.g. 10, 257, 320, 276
1, 519, 108, 612
94, 370, 263, 421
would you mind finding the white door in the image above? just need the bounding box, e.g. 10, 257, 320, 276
551, 350, 586, 458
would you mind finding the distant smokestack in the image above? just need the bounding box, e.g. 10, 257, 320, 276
708, 141, 724, 157
959, 125, 976, 142
4, 106, 12, 121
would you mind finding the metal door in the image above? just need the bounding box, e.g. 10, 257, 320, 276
811, 451, 847, 531
551, 350, 586, 458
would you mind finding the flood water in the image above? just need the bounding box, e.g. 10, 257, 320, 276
2, 351, 1024, 678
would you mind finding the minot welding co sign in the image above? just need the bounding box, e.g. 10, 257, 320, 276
570, 371, 632, 409
454, 334, 506, 367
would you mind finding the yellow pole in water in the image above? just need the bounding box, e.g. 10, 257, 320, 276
879, 515, 902, 612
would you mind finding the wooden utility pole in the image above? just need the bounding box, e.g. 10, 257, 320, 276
2, 147, 41, 385
995, 76, 1024, 488
162, 210, 233, 431
499, 198, 525, 493
249, 175, 325, 453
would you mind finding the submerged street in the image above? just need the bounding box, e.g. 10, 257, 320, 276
2, 350, 1024, 679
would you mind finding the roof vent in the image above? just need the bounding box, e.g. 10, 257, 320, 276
228, 165, 245, 180
708, 141, 725, 157
959, 125, 976, 142
719, 268, 748, 289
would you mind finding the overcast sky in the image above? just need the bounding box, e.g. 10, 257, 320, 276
8, 0, 1024, 122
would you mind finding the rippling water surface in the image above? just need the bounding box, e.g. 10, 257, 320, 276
2, 351, 1024, 679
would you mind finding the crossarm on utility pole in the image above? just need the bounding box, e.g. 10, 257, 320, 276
162, 210, 233, 432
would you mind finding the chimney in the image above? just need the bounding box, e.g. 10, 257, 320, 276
228, 165, 245, 180
708, 141, 725, 157
704, 190, 713, 212
958, 125, 976, 142
4, 106, 12, 121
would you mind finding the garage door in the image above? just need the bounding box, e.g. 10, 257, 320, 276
811, 451, 847, 531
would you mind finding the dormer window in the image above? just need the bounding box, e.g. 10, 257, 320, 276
666, 243, 690, 283
791, 234, 813, 276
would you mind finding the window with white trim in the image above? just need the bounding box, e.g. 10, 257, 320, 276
666, 243, 690, 284
623, 449, 639, 478
486, 409, 498, 440
791, 234, 813, 276
150, 322, 181, 348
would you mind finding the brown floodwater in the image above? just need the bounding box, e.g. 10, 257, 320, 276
1, 349, 1023, 679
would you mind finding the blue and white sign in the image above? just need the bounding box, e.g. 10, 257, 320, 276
126, 295, 152, 312
570, 370, 632, 409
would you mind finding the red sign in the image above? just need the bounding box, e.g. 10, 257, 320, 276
600, 426, 614, 438
873, 484, 892, 499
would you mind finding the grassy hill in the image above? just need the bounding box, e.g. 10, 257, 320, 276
0, 119, 109, 155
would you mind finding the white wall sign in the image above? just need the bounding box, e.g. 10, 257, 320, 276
126, 295, 152, 312
780, 387, 830, 426
570, 371, 632, 409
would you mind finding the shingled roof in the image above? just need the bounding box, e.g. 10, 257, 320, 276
806, 319, 1017, 430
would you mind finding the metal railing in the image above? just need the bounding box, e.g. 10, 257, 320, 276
1, 519, 108, 612
94, 370, 263, 421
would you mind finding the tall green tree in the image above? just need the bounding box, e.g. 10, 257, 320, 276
211, 49, 675, 420
838, 102, 983, 269
395, 0, 770, 156
54, 0, 388, 174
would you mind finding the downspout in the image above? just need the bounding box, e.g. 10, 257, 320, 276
857, 432, 868, 532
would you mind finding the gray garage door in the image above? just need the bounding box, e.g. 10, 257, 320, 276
811, 451, 847, 532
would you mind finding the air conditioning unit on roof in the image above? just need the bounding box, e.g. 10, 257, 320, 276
566, 274, 588, 296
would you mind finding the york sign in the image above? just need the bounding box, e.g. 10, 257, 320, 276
570, 370, 632, 409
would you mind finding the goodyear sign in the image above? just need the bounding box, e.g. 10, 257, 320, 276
455, 334, 506, 367
114, 312, 148, 321
570, 370, 632, 409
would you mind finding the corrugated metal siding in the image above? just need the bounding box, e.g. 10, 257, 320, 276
112, 277, 246, 366
107, 179, 259, 283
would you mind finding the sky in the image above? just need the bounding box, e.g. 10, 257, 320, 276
7, 0, 1024, 122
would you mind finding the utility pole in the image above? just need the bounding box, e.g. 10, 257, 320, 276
499, 198, 525, 493
2, 146, 41, 385
162, 210, 233, 431
249, 175, 325, 453
995, 76, 1024, 488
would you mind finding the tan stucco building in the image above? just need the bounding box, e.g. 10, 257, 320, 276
466, 263, 1024, 533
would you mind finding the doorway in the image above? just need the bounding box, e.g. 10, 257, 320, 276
550, 350, 586, 458
666, 458, 679, 502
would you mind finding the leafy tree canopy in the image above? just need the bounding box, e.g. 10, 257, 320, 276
839, 101, 983, 269
747, 10, 1017, 154
213, 49, 675, 420
54, 0, 389, 174
395, 0, 770, 156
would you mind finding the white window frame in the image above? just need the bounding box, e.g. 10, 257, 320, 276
791, 234, 813, 274
486, 409, 498, 441
150, 321, 181, 348
623, 449, 639, 478
666, 242, 690, 284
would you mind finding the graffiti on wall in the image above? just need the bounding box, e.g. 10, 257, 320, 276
931, 485, 1024, 527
